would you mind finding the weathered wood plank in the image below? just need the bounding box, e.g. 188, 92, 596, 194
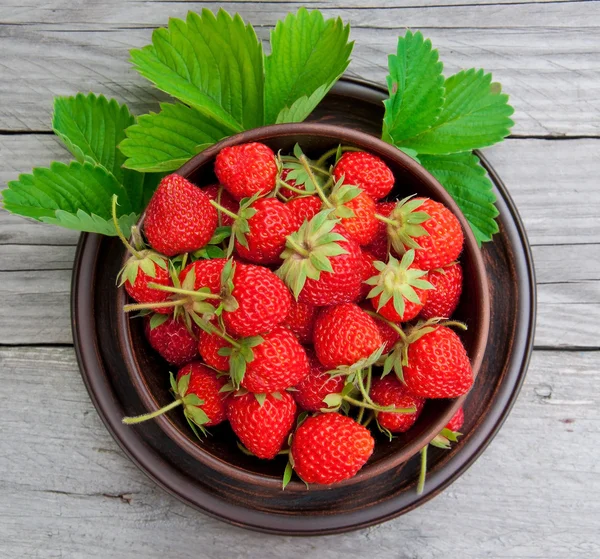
0, 0, 598, 135
0, 244, 76, 271
0, 345, 598, 557
2, 136, 599, 246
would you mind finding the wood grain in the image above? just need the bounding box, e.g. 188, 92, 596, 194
0, 346, 597, 557
0, 1, 598, 135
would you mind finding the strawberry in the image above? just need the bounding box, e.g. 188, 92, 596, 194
290, 413, 374, 484
292, 353, 345, 412
385, 197, 464, 270
364, 201, 396, 261
370, 375, 425, 433
179, 258, 227, 294
202, 184, 239, 227
122, 363, 228, 436
215, 142, 277, 201
198, 330, 231, 372
328, 181, 378, 246
356, 249, 377, 301
445, 406, 465, 433
333, 151, 395, 201
144, 315, 198, 366
277, 211, 363, 306
283, 298, 318, 345
285, 195, 322, 230
366, 251, 432, 322
403, 324, 473, 398
222, 262, 292, 338
227, 391, 296, 459
240, 326, 309, 393
370, 313, 401, 353
175, 363, 229, 427
313, 303, 383, 369
233, 197, 296, 264
144, 174, 218, 257
420, 262, 463, 320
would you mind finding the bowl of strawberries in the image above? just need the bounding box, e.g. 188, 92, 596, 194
115, 123, 489, 494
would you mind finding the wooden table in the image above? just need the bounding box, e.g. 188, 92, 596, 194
1, 1, 599, 557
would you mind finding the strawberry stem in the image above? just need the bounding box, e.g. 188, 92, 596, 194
314, 145, 361, 168
343, 395, 415, 414
362, 412, 374, 428
209, 199, 239, 221
285, 235, 310, 258
147, 283, 222, 299
375, 213, 397, 226
364, 310, 407, 341
111, 194, 144, 260
417, 445, 428, 495
276, 178, 307, 195
356, 368, 377, 407
299, 155, 333, 209
123, 299, 186, 312
122, 398, 182, 424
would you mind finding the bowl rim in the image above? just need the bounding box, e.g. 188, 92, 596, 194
118, 122, 490, 490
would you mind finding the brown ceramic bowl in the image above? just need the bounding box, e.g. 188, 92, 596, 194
117, 123, 490, 491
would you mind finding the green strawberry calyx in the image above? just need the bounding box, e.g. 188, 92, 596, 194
375, 195, 431, 255
121, 372, 209, 438
327, 177, 362, 220
418, 426, 463, 495
276, 210, 348, 299
365, 250, 433, 318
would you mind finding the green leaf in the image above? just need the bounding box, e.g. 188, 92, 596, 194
282, 461, 293, 490
130, 9, 264, 132
420, 152, 499, 245
264, 8, 353, 124
400, 69, 514, 154
177, 373, 191, 397
120, 103, 231, 172
53, 93, 134, 183
275, 84, 329, 124
3, 161, 139, 236
382, 31, 444, 144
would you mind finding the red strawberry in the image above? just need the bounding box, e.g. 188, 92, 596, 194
331, 189, 378, 246
278, 212, 363, 306
179, 258, 227, 293
286, 195, 322, 229
292, 353, 345, 412
144, 174, 218, 257
234, 197, 296, 264
356, 249, 377, 301
290, 413, 374, 484
403, 325, 473, 398
370, 375, 425, 433
364, 201, 396, 261
240, 326, 309, 393
283, 298, 318, 345
223, 262, 292, 338
227, 391, 296, 459
370, 313, 401, 353
122, 362, 228, 434
386, 197, 464, 270
202, 184, 239, 227
333, 151, 394, 200
313, 303, 383, 369
144, 315, 198, 366
367, 251, 432, 322
176, 362, 229, 427
420, 262, 463, 320
198, 330, 231, 372
119, 250, 172, 313
445, 406, 465, 432
215, 142, 277, 201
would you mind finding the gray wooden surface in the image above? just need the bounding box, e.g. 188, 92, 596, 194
1, 1, 599, 557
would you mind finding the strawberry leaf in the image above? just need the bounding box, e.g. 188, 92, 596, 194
382, 31, 444, 145
120, 103, 231, 172
264, 8, 353, 124
282, 462, 293, 489
419, 152, 499, 245
399, 69, 514, 154
130, 9, 264, 132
